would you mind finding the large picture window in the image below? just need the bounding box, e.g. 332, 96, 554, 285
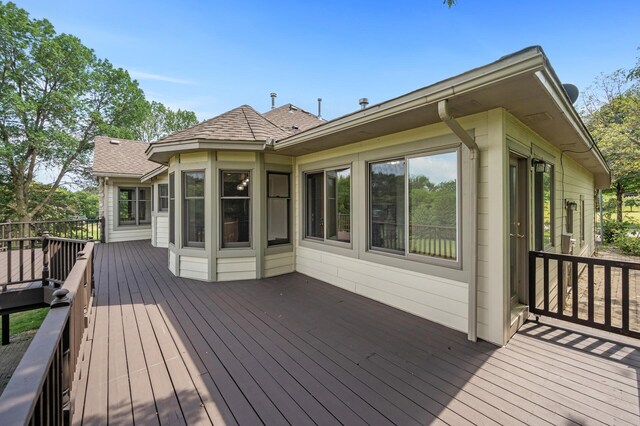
267, 172, 290, 246
221, 171, 251, 248
534, 163, 553, 250
118, 187, 151, 226
169, 173, 175, 244
158, 184, 169, 212
369, 150, 458, 261
304, 167, 351, 244
183, 171, 205, 247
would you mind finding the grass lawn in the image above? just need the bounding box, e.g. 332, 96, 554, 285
0, 308, 49, 337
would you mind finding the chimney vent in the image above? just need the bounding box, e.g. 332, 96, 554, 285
359, 98, 369, 109
270, 92, 277, 110
317, 98, 322, 118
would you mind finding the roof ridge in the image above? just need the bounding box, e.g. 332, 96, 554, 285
240, 106, 257, 140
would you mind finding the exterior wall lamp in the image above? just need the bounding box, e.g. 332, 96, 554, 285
532, 159, 551, 173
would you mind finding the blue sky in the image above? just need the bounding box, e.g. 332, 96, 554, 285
12, 0, 640, 121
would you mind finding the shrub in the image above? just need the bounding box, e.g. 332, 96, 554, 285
603, 219, 629, 243
616, 234, 640, 256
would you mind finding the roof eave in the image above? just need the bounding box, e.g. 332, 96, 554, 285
146, 139, 268, 164
274, 48, 547, 150
93, 172, 144, 179
141, 165, 169, 182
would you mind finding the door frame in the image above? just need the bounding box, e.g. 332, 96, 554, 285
508, 152, 529, 308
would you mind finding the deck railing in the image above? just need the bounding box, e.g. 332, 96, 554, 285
529, 250, 640, 339
371, 221, 456, 259
0, 218, 104, 243
0, 241, 94, 425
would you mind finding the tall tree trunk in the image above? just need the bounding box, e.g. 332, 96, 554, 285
616, 181, 624, 222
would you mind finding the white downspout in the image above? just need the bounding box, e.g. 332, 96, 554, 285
438, 99, 479, 342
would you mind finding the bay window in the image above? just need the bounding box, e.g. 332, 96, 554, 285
369, 150, 459, 261
304, 167, 351, 244
118, 187, 151, 226
183, 171, 205, 247
267, 172, 290, 246
221, 171, 251, 248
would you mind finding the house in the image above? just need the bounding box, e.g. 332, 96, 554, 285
93, 46, 610, 346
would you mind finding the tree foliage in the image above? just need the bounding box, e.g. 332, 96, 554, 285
582, 51, 640, 222
135, 101, 198, 142
0, 2, 198, 222
0, 1, 148, 221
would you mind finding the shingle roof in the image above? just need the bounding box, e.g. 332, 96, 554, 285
263, 104, 325, 134
92, 136, 159, 177
154, 104, 292, 144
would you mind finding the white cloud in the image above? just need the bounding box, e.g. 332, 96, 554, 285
129, 70, 193, 85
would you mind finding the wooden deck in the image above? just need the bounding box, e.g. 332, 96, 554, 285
72, 240, 640, 425
0, 248, 43, 286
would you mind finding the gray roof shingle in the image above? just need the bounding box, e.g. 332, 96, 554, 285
92, 136, 159, 177
154, 104, 292, 144
263, 104, 325, 134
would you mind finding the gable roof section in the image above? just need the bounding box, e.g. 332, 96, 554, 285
147, 105, 294, 164
93, 136, 159, 178
154, 104, 291, 144
263, 104, 325, 133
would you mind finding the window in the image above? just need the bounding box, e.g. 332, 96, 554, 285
158, 184, 169, 212
304, 167, 351, 243
118, 187, 151, 226
534, 163, 553, 250
221, 171, 251, 248
369, 150, 458, 261
169, 173, 175, 244
183, 171, 205, 247
267, 173, 290, 246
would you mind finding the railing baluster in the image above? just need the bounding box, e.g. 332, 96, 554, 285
543, 257, 549, 312
622, 267, 629, 333
19, 238, 24, 282
604, 265, 611, 327
572, 261, 579, 319
587, 263, 594, 323
557, 259, 564, 316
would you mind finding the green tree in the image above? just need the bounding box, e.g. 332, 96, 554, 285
625, 197, 639, 212
582, 56, 640, 222
135, 100, 199, 142
0, 2, 148, 222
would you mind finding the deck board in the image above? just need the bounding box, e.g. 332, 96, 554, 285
72, 240, 640, 425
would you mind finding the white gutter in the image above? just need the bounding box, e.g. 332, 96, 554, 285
438, 100, 478, 342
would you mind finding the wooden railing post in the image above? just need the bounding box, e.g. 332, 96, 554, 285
1, 314, 9, 346
100, 216, 106, 243
42, 231, 50, 287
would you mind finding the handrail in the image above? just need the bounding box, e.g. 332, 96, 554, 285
529, 250, 640, 339
0, 218, 102, 242
0, 241, 94, 424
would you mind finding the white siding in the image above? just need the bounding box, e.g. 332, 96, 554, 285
296, 246, 468, 332
155, 216, 169, 248
180, 256, 208, 280
264, 252, 295, 278
169, 249, 177, 274
217, 257, 257, 281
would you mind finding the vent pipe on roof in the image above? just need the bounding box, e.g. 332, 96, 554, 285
359, 98, 369, 110
317, 98, 322, 118
270, 92, 277, 110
